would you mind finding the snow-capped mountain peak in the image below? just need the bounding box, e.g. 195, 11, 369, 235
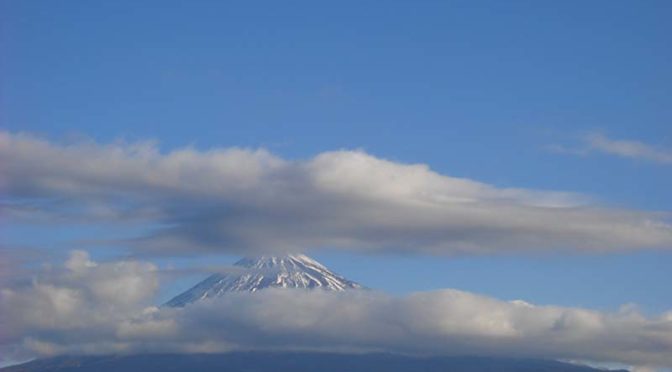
165, 254, 362, 307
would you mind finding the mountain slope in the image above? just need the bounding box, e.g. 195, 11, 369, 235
165, 254, 362, 307
0, 352, 628, 372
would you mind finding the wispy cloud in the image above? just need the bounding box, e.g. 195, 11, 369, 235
550, 132, 672, 165
2, 131, 672, 256
2, 252, 671, 369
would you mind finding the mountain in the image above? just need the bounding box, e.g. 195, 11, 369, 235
164, 254, 362, 307
0, 352, 629, 372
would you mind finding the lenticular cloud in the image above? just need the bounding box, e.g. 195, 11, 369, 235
2, 131, 672, 256
1, 252, 671, 369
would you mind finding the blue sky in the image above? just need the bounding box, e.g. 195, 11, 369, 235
2, 0, 671, 314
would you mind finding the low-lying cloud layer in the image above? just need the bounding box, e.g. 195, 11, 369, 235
2, 131, 671, 256
1, 252, 671, 369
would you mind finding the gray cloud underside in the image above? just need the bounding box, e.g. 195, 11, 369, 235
2, 131, 672, 255
1, 252, 671, 369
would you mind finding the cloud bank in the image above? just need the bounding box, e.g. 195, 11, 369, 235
2, 131, 672, 256
0, 133, 672, 254
1, 252, 671, 369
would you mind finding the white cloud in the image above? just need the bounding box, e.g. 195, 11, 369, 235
2, 131, 671, 256
587, 133, 672, 164
551, 132, 672, 165
1, 252, 671, 369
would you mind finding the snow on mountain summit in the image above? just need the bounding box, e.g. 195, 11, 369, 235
165, 254, 362, 307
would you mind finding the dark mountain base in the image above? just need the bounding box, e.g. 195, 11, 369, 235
2, 352, 627, 372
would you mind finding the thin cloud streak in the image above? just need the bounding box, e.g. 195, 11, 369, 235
550, 132, 672, 165
587, 133, 672, 164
